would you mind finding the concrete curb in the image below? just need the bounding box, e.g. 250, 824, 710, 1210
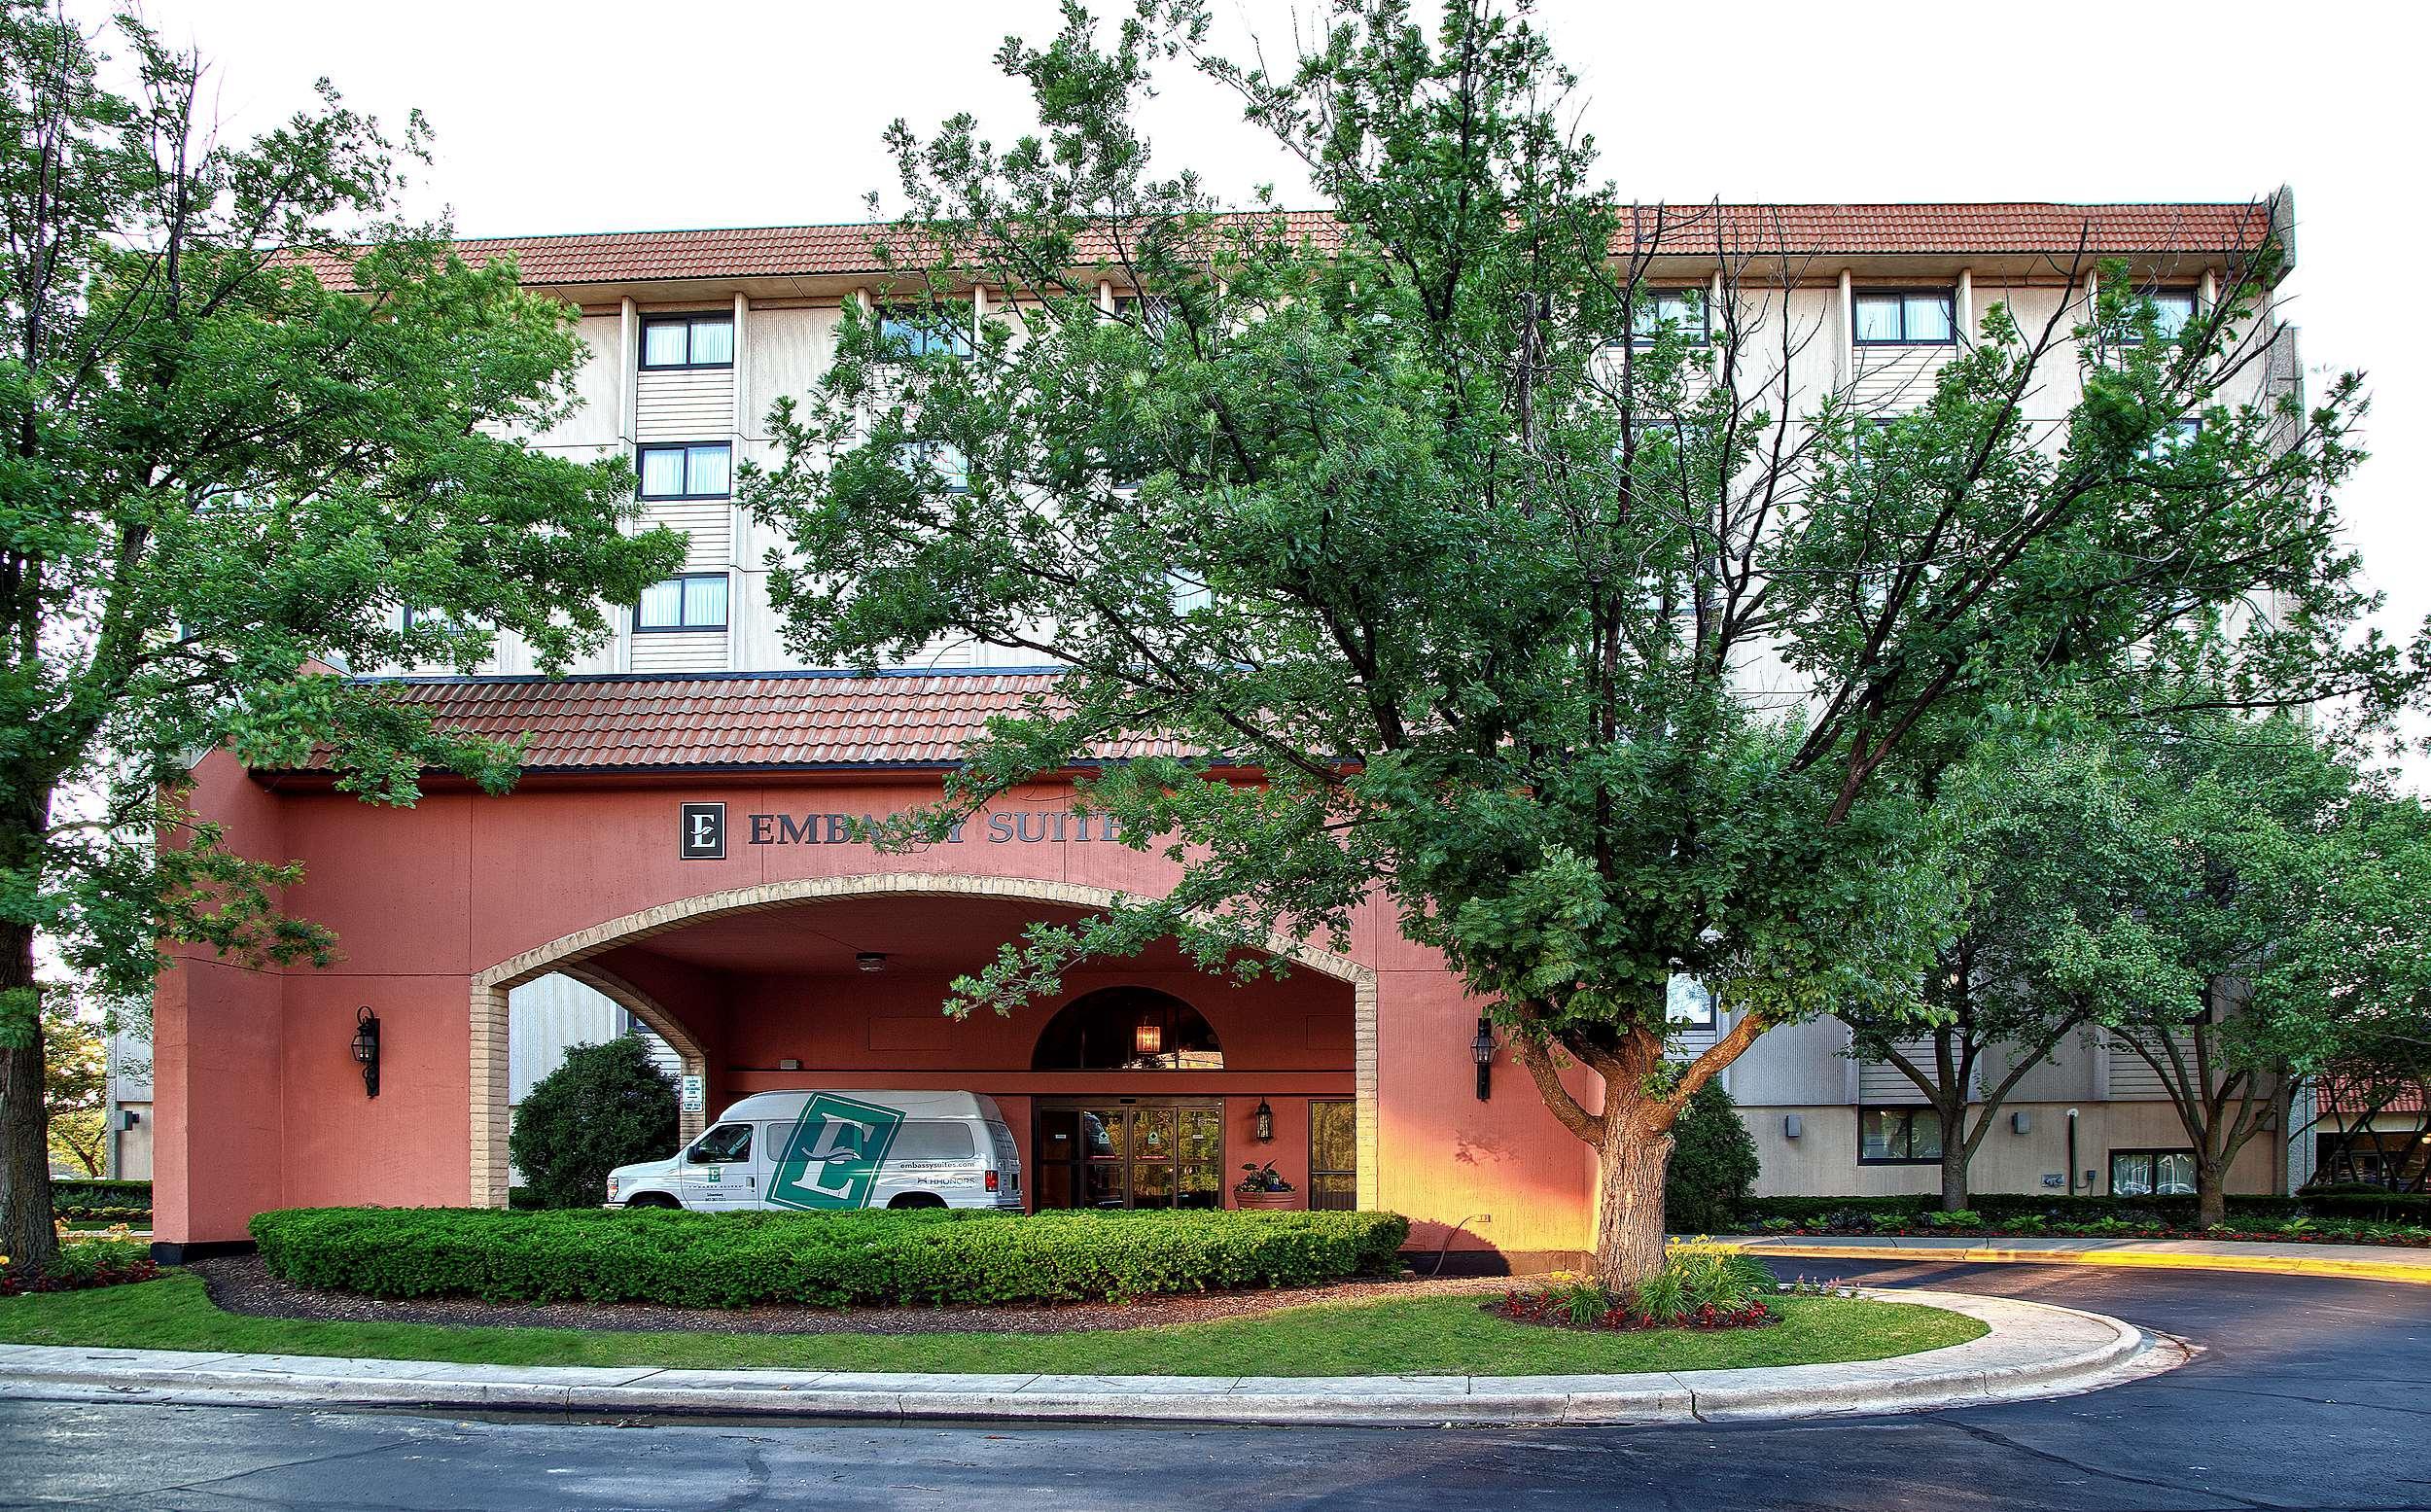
0, 1287, 2180, 1426
1720, 1237, 2431, 1286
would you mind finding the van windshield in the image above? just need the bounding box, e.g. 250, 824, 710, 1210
891, 1121, 978, 1161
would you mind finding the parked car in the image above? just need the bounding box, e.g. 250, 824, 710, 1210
606, 1090, 1022, 1212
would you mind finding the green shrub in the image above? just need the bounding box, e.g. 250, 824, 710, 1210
52, 1179, 150, 1212
1737, 1194, 1940, 1226
2297, 1186, 2431, 1221
0, 1233, 156, 1294
1664, 1081, 1760, 1234
507, 1036, 679, 1211
1738, 1192, 2337, 1228
53, 1205, 148, 1223
251, 1206, 1413, 1309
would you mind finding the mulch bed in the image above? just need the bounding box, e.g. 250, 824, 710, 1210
189, 1254, 1507, 1336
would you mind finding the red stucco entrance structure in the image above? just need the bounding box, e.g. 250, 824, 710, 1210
153, 673, 1599, 1268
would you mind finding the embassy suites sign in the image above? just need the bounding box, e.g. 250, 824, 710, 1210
679, 800, 1122, 861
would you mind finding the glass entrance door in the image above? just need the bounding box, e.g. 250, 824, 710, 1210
1036, 1104, 1222, 1209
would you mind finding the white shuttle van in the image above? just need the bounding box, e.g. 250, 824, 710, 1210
606, 1090, 1023, 1212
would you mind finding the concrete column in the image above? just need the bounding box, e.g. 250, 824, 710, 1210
1837, 268, 1855, 389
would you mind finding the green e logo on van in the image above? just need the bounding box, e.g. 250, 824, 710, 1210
766, 1093, 905, 1210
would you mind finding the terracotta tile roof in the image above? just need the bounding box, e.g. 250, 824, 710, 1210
302, 669, 1188, 772
1608, 201, 2273, 258
2324, 1082, 2426, 1116
287, 201, 2272, 291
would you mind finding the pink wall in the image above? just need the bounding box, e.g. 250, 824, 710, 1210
154, 754, 288, 1243
154, 762, 1601, 1262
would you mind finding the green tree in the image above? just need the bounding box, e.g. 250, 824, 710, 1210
1841, 722, 2167, 1211
745, 1, 2410, 1283
41, 1002, 104, 1178
2087, 711, 2431, 1225
1661, 1080, 1759, 1235
0, 6, 685, 1272
509, 1036, 680, 1211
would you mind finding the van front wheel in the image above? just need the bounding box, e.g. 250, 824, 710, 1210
886, 1192, 945, 1210
624, 1193, 682, 1210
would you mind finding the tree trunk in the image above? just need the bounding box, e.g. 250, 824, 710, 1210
0, 918, 57, 1276
1939, 1135, 1971, 1213
1591, 1117, 1674, 1290
2195, 1158, 2228, 1230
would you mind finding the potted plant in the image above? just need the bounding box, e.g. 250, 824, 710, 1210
1234, 1161, 1299, 1210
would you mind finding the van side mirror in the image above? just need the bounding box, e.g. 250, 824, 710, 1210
687, 1146, 715, 1164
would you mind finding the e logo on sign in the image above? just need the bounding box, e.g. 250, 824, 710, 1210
680, 802, 725, 860
767, 1093, 905, 1211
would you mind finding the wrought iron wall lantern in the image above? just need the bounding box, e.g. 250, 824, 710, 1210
1252, 1097, 1275, 1143
1471, 1018, 1496, 1102
351, 1006, 381, 1099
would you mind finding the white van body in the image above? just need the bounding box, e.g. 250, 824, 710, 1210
606, 1090, 1023, 1212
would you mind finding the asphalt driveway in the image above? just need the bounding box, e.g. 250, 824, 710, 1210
1, 1259, 2424, 1511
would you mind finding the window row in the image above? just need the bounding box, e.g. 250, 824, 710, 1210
1857, 1107, 2199, 1194
640, 439, 974, 502
634, 284, 2202, 373
641, 304, 978, 372
1854, 286, 2196, 348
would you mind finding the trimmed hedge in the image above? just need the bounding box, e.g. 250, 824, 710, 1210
2295, 1185, 2431, 1221
1741, 1196, 2421, 1235
53, 1179, 150, 1212
251, 1206, 1412, 1309
54, 1206, 149, 1224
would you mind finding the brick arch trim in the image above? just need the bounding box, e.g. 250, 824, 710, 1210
554, 962, 714, 1143
467, 873, 1379, 1211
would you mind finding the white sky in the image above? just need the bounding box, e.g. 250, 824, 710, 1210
134, 0, 2430, 771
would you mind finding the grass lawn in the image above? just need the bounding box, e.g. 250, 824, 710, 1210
0, 1274, 1985, 1377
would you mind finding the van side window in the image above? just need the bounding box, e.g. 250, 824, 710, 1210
691, 1123, 752, 1163
892, 1121, 977, 1161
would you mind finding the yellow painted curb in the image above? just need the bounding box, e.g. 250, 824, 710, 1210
1727, 1242, 2431, 1286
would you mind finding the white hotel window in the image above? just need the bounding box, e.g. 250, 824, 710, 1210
896, 441, 970, 494
875, 303, 973, 361
1853, 290, 1955, 346
2110, 1149, 2197, 1197
1630, 288, 1710, 346
2121, 290, 2199, 345
1666, 973, 1715, 1030
1860, 1107, 1943, 1165
638, 442, 732, 501
636, 573, 728, 633
641, 314, 734, 369
2141, 418, 2202, 461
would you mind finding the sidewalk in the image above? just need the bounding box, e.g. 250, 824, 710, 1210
1718, 1234, 2431, 1285
0, 1287, 2173, 1427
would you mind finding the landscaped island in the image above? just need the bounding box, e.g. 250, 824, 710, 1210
0, 1272, 1984, 1377
0, 1207, 1996, 1376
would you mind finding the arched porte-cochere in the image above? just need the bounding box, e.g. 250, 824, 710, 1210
1030, 987, 1225, 1210
470, 874, 1379, 1214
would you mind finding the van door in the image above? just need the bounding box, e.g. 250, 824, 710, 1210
986, 1120, 1021, 1206
871, 1119, 980, 1207
677, 1120, 757, 1209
